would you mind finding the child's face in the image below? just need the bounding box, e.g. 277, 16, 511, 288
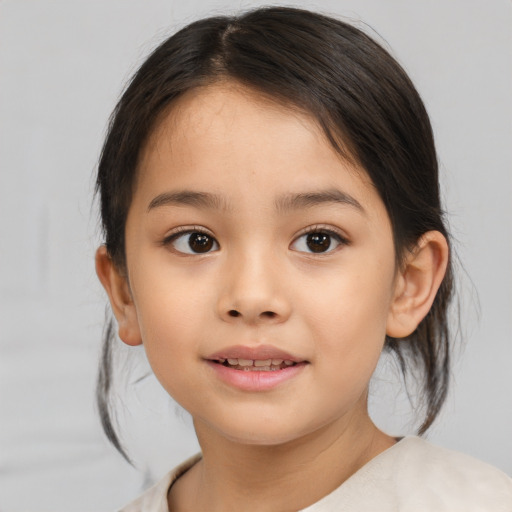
120, 83, 400, 445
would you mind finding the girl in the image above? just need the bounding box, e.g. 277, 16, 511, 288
94, 6, 512, 511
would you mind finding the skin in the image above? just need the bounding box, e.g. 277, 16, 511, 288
96, 83, 448, 511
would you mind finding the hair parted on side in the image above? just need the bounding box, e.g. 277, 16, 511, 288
95, 6, 454, 462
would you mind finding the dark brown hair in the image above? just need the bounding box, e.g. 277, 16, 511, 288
96, 6, 454, 462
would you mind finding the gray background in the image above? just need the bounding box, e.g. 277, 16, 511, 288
0, 0, 510, 510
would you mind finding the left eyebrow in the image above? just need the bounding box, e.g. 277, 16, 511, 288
147, 190, 229, 212
275, 189, 365, 214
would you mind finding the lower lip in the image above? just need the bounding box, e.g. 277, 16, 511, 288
206, 361, 307, 391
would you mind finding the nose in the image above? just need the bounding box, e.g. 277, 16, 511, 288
216, 250, 292, 325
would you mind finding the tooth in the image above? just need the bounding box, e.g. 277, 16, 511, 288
218, 358, 226, 363
284, 360, 294, 365
227, 358, 238, 365
271, 359, 283, 365
238, 358, 253, 366
254, 359, 272, 367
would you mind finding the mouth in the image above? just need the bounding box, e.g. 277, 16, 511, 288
206, 345, 306, 372
205, 346, 307, 391
211, 358, 298, 372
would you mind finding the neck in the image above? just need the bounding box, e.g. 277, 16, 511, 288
169, 408, 396, 512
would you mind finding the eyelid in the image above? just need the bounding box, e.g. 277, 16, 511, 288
290, 224, 350, 254
293, 224, 350, 244
161, 225, 214, 244
161, 225, 219, 255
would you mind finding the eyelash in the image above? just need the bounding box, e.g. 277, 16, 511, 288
161, 225, 350, 255
161, 226, 217, 254
162, 226, 208, 243
291, 225, 350, 254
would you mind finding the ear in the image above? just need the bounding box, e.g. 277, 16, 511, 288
95, 246, 142, 346
386, 231, 449, 338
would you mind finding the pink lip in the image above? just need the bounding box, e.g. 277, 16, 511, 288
205, 345, 308, 392
206, 344, 304, 362
206, 360, 307, 392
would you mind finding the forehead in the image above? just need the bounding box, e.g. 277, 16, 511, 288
143, 82, 337, 165
135, 82, 380, 215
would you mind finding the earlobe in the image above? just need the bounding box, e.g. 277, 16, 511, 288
386, 231, 449, 338
95, 246, 142, 346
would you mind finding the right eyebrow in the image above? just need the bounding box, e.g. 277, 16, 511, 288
275, 189, 365, 215
147, 190, 229, 212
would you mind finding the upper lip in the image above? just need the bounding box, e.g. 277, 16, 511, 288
206, 345, 305, 363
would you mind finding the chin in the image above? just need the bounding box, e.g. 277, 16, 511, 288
220, 430, 302, 447
203, 415, 321, 448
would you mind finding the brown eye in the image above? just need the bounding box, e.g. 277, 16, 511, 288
290, 229, 345, 254
169, 230, 219, 254
306, 233, 331, 253
188, 233, 214, 253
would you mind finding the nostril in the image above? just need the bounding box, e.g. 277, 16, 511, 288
226, 309, 278, 319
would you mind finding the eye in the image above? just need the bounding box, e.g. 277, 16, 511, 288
166, 230, 219, 255
290, 229, 346, 254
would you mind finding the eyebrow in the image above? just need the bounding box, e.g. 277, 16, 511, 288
275, 189, 365, 214
147, 188, 364, 214
147, 191, 228, 212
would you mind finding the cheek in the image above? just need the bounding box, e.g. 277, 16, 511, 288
129, 261, 215, 382
133, 251, 215, 325
303, 255, 395, 368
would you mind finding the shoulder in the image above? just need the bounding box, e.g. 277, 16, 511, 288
386, 437, 512, 511
117, 453, 202, 512
302, 437, 512, 512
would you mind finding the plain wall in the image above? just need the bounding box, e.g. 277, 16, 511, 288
0, 0, 510, 510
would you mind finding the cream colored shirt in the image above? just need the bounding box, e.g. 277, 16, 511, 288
118, 437, 512, 511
